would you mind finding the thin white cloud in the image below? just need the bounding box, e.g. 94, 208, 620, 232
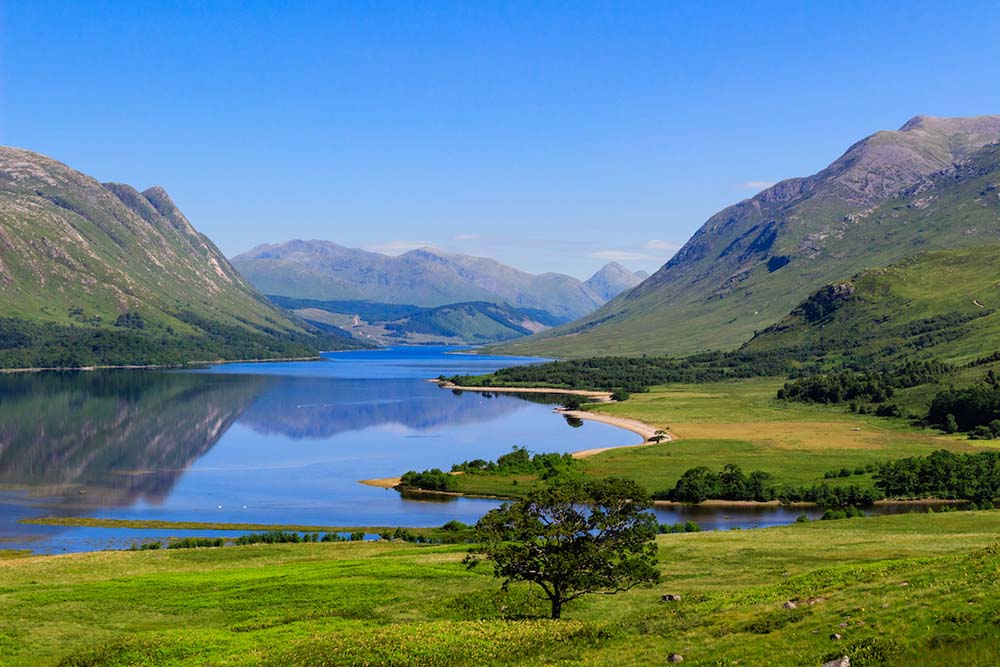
740, 180, 776, 190
453, 233, 480, 241
363, 240, 434, 255
644, 239, 681, 251
591, 250, 655, 262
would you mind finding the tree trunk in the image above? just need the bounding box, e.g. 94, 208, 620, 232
550, 597, 562, 619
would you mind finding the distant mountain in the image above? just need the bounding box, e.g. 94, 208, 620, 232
269, 295, 569, 345
231, 240, 609, 320
583, 262, 646, 302
0, 147, 363, 368
496, 115, 1000, 358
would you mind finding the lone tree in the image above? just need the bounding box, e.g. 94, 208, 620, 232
648, 429, 669, 443
465, 476, 660, 619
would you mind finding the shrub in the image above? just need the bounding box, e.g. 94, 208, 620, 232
398, 468, 457, 492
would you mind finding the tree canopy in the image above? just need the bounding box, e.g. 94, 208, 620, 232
465, 477, 660, 619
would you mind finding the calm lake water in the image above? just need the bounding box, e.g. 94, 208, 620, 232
0, 347, 940, 553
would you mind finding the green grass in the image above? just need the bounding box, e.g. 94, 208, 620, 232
18, 518, 470, 542
437, 378, 990, 499
3, 511, 1000, 666
582, 379, 995, 494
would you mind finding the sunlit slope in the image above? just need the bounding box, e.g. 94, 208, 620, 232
496, 116, 1000, 358
0, 147, 358, 366
744, 244, 1000, 365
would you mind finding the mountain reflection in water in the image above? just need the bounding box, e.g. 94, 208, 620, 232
0, 371, 270, 509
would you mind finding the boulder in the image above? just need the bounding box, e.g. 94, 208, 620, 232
661, 594, 682, 602
783, 601, 798, 609
829, 633, 842, 640
822, 657, 850, 667
667, 654, 684, 663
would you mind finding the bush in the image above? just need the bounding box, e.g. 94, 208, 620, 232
235, 531, 303, 545
450, 446, 577, 480
167, 537, 225, 549
398, 468, 457, 492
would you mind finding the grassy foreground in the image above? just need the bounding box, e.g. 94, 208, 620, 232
2, 511, 999, 666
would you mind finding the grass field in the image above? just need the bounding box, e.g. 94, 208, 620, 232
2, 511, 999, 666
439, 378, 991, 498
580, 378, 996, 493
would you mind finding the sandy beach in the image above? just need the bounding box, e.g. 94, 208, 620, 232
431, 380, 614, 402
554, 408, 663, 457
359, 384, 669, 488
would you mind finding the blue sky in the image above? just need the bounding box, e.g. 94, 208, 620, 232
3, 1, 999, 278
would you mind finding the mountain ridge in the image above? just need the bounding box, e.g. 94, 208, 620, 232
232, 240, 641, 321
0, 146, 361, 368
494, 115, 1000, 358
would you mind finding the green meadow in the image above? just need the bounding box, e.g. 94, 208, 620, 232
2, 511, 1000, 666
436, 378, 991, 499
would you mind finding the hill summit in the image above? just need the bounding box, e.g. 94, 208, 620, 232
0, 147, 356, 368
496, 115, 1000, 358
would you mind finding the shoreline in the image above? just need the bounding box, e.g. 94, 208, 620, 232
360, 382, 669, 489
0, 354, 328, 375
654, 498, 971, 509
431, 379, 615, 401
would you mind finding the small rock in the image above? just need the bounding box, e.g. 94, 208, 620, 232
783, 601, 798, 609
899, 581, 909, 587
830, 633, 842, 641
822, 657, 850, 667
661, 594, 682, 602
838, 622, 849, 628
667, 654, 684, 663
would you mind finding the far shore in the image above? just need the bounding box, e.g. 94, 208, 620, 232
0, 354, 327, 375
431, 379, 615, 401
654, 498, 971, 509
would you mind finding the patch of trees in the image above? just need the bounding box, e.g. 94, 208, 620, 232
874, 450, 1000, 505
656, 465, 775, 503
114, 311, 145, 329
0, 311, 366, 369
397, 468, 457, 492
820, 506, 866, 520
778, 359, 952, 405
659, 521, 702, 533
927, 371, 1000, 433
449, 349, 803, 394
654, 464, 883, 507
824, 464, 876, 479
778, 371, 894, 404
450, 446, 577, 480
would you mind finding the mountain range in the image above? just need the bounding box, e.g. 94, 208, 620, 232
231, 240, 645, 321
495, 115, 1000, 358
0, 147, 361, 368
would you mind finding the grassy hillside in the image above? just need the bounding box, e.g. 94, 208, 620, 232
3, 512, 1000, 666
745, 244, 1000, 366
496, 117, 1000, 358
0, 148, 364, 367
